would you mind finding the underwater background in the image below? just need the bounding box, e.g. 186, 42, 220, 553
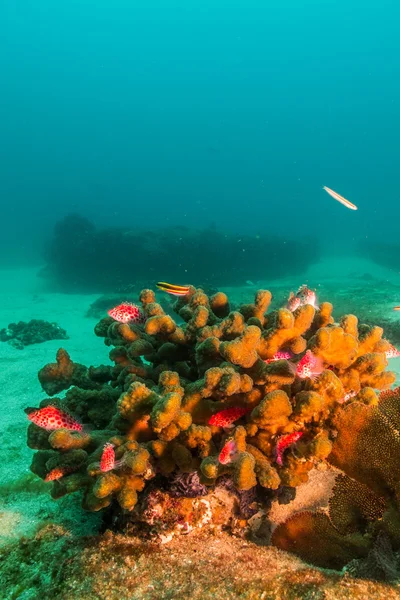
1, 0, 400, 265
2, 1, 400, 598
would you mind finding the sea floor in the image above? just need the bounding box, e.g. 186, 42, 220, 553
1, 259, 400, 599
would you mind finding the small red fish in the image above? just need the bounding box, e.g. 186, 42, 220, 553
44, 466, 75, 482
264, 350, 294, 364
100, 443, 116, 472
27, 405, 83, 432
385, 344, 400, 359
275, 431, 304, 466
208, 407, 249, 427
218, 439, 239, 465
287, 285, 317, 312
295, 350, 324, 379
156, 282, 191, 296
99, 443, 125, 472
286, 293, 301, 312
296, 285, 317, 308
108, 302, 146, 324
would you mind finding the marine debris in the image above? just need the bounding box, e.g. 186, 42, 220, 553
26, 285, 399, 564
0, 319, 68, 349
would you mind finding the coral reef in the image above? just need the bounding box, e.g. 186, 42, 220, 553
110, 480, 254, 543
272, 386, 400, 579
39, 214, 320, 291
270, 279, 400, 346
25, 283, 399, 555
0, 319, 68, 349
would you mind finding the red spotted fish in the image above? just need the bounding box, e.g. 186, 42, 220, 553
44, 466, 75, 482
275, 431, 304, 466
218, 439, 240, 465
100, 443, 117, 472
286, 293, 301, 312
386, 344, 400, 359
26, 405, 83, 432
287, 285, 317, 312
296, 285, 317, 308
295, 350, 324, 379
108, 302, 146, 324
208, 407, 250, 428
264, 350, 294, 364
99, 443, 126, 472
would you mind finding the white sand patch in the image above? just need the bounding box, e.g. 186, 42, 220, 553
0, 511, 23, 543
269, 466, 340, 530
0, 267, 106, 543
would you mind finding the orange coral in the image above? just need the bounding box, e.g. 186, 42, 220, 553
272, 380, 400, 570
38, 349, 88, 395
250, 390, 292, 433
308, 325, 358, 368
239, 290, 272, 326
259, 304, 315, 359
219, 326, 261, 368
28, 285, 398, 519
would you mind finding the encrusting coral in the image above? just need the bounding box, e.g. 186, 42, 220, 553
26, 286, 398, 549
271, 385, 400, 578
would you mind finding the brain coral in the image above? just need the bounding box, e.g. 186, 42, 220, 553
26, 287, 397, 528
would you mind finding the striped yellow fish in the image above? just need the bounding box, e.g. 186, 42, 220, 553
156, 281, 191, 296
323, 186, 358, 211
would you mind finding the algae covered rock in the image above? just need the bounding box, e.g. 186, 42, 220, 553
1, 319, 68, 349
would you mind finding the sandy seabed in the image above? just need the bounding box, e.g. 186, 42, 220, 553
1, 259, 400, 599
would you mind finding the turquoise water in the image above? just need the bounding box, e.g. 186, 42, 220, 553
1, 1, 400, 268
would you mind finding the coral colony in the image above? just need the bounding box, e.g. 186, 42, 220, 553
25, 284, 400, 573
0, 319, 68, 349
